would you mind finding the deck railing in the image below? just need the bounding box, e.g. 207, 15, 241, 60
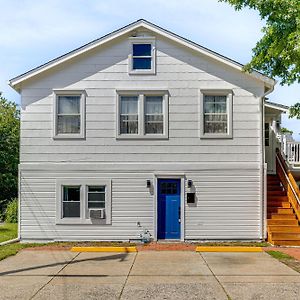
279, 134, 300, 169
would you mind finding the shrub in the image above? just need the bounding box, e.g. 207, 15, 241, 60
5, 198, 18, 223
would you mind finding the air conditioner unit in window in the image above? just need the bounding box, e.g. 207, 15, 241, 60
89, 208, 105, 219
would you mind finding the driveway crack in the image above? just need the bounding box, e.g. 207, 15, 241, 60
118, 252, 137, 300
199, 252, 232, 300
29, 252, 80, 300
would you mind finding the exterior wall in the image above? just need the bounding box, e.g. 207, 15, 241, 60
20, 164, 261, 241
19, 33, 265, 241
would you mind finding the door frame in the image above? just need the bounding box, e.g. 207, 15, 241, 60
153, 174, 185, 241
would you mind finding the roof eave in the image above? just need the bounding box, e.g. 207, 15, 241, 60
9, 19, 275, 91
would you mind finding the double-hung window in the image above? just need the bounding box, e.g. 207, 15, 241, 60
56, 179, 111, 225
200, 90, 233, 138
129, 37, 156, 74
53, 90, 85, 139
117, 91, 168, 139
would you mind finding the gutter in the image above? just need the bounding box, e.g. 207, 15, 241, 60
261, 84, 276, 240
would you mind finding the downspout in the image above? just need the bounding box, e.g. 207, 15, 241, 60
261, 84, 275, 240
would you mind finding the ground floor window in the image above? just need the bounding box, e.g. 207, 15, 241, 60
56, 179, 111, 225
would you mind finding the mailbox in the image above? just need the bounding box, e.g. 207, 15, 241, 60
187, 192, 195, 204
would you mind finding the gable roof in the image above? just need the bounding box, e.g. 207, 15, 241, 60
9, 19, 275, 91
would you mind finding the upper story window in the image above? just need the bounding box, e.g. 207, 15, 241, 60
117, 90, 168, 139
53, 90, 86, 139
200, 90, 233, 139
129, 37, 156, 74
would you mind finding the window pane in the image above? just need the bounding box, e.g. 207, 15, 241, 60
57, 115, 80, 134
133, 44, 151, 56
120, 96, 138, 114
58, 96, 80, 114
63, 186, 80, 218
145, 96, 163, 114
63, 202, 80, 217
88, 202, 105, 208
133, 58, 151, 70
88, 186, 105, 193
204, 115, 227, 133
88, 193, 105, 202
120, 115, 138, 134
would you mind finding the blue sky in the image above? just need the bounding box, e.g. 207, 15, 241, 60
1, 0, 299, 139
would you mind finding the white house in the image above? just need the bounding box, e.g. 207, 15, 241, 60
9, 19, 292, 243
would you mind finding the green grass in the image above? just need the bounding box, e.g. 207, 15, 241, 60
267, 250, 300, 273
0, 243, 43, 261
0, 223, 18, 243
267, 250, 293, 260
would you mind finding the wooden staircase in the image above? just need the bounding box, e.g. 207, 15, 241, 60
267, 175, 300, 245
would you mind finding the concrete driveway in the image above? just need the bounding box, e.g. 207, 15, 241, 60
0, 250, 300, 300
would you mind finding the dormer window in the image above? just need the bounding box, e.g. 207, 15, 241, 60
129, 37, 156, 74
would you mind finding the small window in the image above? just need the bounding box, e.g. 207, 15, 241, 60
145, 96, 163, 134
88, 186, 105, 208
128, 38, 156, 74
200, 90, 233, 139
120, 96, 139, 134
265, 123, 270, 146
53, 90, 85, 139
62, 186, 81, 218
116, 91, 168, 139
132, 44, 152, 70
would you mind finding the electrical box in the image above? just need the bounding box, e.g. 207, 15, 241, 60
187, 192, 195, 204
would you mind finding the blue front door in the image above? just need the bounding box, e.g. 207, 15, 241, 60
157, 179, 181, 239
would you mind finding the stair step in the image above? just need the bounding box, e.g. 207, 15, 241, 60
268, 219, 299, 225
269, 214, 296, 220
268, 196, 288, 201
268, 191, 286, 196
267, 201, 290, 208
268, 225, 300, 232
272, 240, 300, 246
271, 232, 300, 240
268, 208, 293, 214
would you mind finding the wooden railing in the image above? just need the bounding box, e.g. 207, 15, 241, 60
276, 151, 300, 221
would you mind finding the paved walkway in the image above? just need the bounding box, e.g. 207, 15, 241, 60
0, 250, 300, 300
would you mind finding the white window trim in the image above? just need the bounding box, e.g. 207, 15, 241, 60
116, 90, 169, 140
128, 37, 156, 75
53, 89, 86, 139
56, 179, 112, 225
199, 89, 233, 139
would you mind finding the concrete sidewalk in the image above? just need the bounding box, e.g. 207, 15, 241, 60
0, 250, 300, 300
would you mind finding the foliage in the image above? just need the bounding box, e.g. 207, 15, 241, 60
0, 93, 20, 220
267, 250, 292, 260
219, 0, 300, 86
0, 243, 43, 261
289, 103, 300, 119
280, 127, 293, 135
0, 223, 18, 243
5, 198, 18, 223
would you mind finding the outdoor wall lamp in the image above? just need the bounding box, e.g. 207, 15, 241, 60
187, 179, 193, 188
146, 180, 151, 188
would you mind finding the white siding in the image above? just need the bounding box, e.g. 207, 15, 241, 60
19, 33, 265, 241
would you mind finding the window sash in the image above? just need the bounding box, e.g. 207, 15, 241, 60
203, 95, 228, 134
87, 186, 106, 209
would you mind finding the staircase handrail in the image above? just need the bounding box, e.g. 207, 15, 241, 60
276, 151, 300, 220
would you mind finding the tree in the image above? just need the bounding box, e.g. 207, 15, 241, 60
219, 0, 300, 118
0, 93, 20, 220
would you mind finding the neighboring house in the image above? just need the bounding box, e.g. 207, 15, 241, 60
9, 19, 297, 243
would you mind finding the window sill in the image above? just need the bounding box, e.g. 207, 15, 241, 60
128, 69, 156, 75
200, 134, 233, 139
53, 134, 85, 140
116, 134, 168, 140
56, 218, 110, 225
